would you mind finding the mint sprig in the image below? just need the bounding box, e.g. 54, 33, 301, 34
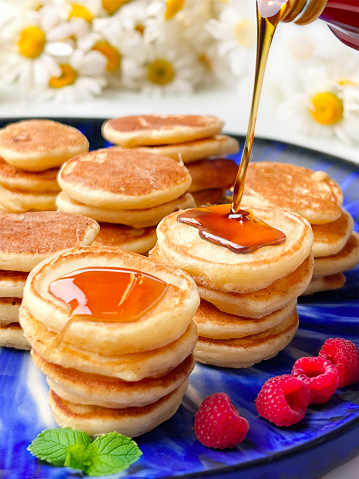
28, 428, 142, 476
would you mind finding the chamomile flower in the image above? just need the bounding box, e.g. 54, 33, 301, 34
0, 4, 71, 88
144, 0, 185, 47
122, 40, 203, 95
205, 0, 256, 78
276, 66, 359, 145
39, 48, 107, 101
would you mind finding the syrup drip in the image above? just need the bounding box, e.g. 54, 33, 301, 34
48, 267, 168, 346
178, 204, 286, 254
177, 1, 289, 254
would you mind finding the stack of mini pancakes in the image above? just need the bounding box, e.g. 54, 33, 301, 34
102, 114, 240, 207
0, 120, 89, 212
241, 162, 359, 294
0, 211, 99, 349
56, 147, 195, 254
19, 247, 199, 437
150, 206, 314, 368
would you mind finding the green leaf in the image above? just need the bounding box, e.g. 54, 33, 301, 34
64, 443, 98, 472
86, 432, 142, 477
28, 428, 92, 466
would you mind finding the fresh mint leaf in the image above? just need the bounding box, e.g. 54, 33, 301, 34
64, 443, 98, 472
28, 428, 92, 466
86, 432, 142, 477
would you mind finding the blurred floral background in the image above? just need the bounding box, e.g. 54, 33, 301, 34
0, 0, 358, 148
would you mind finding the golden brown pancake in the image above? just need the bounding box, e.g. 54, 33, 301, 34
102, 114, 225, 147
313, 232, 359, 276
113, 134, 239, 163
23, 247, 199, 355
20, 305, 198, 381
0, 157, 59, 192
194, 299, 297, 339
312, 210, 354, 257
302, 273, 346, 295
33, 350, 194, 409
0, 211, 99, 271
149, 246, 313, 318
0, 322, 30, 350
156, 207, 313, 293
0, 297, 21, 324
191, 188, 226, 207
0, 183, 57, 212
0, 270, 28, 298
195, 308, 299, 368
92, 223, 157, 254
0, 120, 89, 171
58, 148, 192, 210
49, 381, 188, 437
56, 191, 196, 228
186, 158, 238, 192
242, 162, 343, 224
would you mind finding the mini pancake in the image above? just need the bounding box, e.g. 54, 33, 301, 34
19, 306, 198, 381
58, 148, 192, 210
186, 158, 238, 192
0, 119, 89, 171
0, 297, 21, 323
194, 299, 297, 339
0, 270, 28, 298
149, 246, 313, 318
102, 114, 225, 147
0, 183, 57, 212
0, 211, 99, 272
113, 134, 239, 163
312, 210, 354, 257
302, 273, 346, 295
23, 247, 199, 355
191, 189, 225, 207
0, 157, 59, 192
49, 381, 188, 437
242, 162, 343, 224
313, 232, 359, 277
194, 308, 299, 368
56, 191, 196, 228
156, 207, 313, 293
0, 322, 30, 350
92, 223, 157, 254
33, 350, 194, 409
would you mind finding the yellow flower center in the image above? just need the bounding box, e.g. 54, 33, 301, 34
92, 41, 121, 72
147, 59, 174, 86
309, 92, 343, 126
199, 53, 212, 71
17, 26, 46, 59
337, 79, 357, 87
102, 0, 130, 15
165, 0, 185, 20
235, 19, 256, 48
49, 64, 77, 88
135, 24, 145, 35
69, 4, 93, 22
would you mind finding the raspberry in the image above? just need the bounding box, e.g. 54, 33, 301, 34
256, 375, 310, 427
194, 393, 249, 449
319, 338, 359, 387
291, 356, 339, 404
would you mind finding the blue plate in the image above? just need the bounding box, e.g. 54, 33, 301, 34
0, 119, 358, 479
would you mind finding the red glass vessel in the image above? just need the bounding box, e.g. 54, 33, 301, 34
320, 0, 359, 50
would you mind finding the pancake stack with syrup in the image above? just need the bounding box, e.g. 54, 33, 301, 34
101, 114, 240, 207
241, 162, 359, 294
56, 146, 196, 254
150, 203, 314, 368
0, 120, 89, 212
19, 247, 200, 436
0, 211, 99, 349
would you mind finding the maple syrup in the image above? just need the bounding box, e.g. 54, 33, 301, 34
178, 1, 288, 254
49, 266, 168, 347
